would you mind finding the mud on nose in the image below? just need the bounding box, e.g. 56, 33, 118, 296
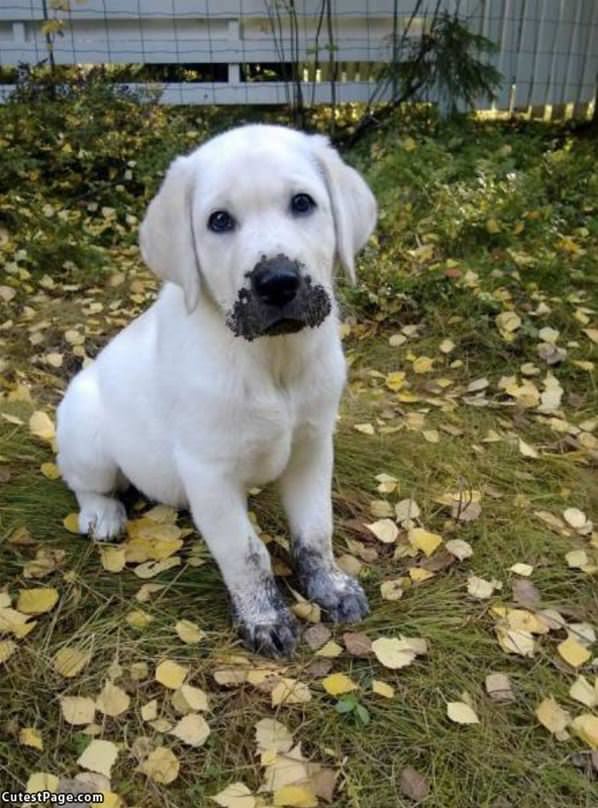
251, 255, 301, 307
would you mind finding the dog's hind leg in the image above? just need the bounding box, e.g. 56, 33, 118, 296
56, 370, 127, 540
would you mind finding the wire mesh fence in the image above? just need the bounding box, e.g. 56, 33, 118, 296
0, 0, 596, 117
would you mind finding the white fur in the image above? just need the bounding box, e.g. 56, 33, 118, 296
56, 124, 376, 650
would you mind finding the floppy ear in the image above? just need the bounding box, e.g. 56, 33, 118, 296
313, 135, 377, 284
139, 155, 201, 313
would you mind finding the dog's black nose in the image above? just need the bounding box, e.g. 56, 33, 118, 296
252, 256, 301, 307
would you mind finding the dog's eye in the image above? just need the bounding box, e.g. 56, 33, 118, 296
290, 193, 316, 215
208, 210, 235, 233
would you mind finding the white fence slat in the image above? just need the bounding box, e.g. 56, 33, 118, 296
528, 1, 561, 105
562, 0, 591, 104
577, 0, 598, 105
544, 0, 576, 107
498, 0, 533, 111
514, 0, 540, 106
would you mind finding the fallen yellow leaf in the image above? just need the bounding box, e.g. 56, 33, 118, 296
26, 773, 59, 793
126, 609, 154, 629
172, 684, 209, 714
271, 678, 311, 707
407, 527, 442, 557
77, 739, 119, 778
99, 545, 126, 573
19, 727, 43, 750
175, 619, 205, 644
170, 713, 210, 747
16, 587, 59, 615
535, 696, 570, 739
372, 680, 395, 698
155, 659, 188, 690
138, 746, 180, 784
63, 513, 80, 534
273, 784, 318, 807
365, 518, 399, 544
371, 637, 416, 670
53, 647, 91, 678
446, 701, 479, 725
211, 782, 256, 807
40, 462, 61, 480
321, 673, 358, 696
570, 713, 598, 749
60, 696, 96, 726
29, 411, 55, 442
96, 682, 130, 717
0, 639, 17, 664
557, 636, 591, 668
569, 676, 598, 708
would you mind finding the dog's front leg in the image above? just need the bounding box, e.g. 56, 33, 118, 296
279, 431, 369, 623
178, 456, 298, 657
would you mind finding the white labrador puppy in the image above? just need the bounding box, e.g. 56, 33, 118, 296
57, 124, 377, 656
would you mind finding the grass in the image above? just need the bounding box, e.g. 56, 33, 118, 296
1, 92, 597, 807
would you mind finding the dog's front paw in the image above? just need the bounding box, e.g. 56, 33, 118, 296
231, 580, 299, 658
237, 612, 299, 657
303, 566, 369, 624
79, 495, 127, 541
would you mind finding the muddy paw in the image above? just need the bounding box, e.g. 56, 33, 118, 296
237, 612, 299, 657
308, 569, 369, 623
231, 578, 299, 658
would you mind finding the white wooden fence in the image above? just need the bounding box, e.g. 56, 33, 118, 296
0, 0, 596, 114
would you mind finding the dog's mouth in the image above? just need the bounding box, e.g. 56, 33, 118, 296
262, 316, 306, 336
226, 278, 332, 342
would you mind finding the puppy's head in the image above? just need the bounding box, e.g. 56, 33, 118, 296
140, 124, 376, 340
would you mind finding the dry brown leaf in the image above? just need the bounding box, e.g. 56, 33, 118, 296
400, 766, 430, 802
342, 632, 372, 657
485, 673, 514, 703
303, 623, 331, 651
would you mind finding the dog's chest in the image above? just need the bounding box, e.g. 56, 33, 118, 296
234, 386, 299, 485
